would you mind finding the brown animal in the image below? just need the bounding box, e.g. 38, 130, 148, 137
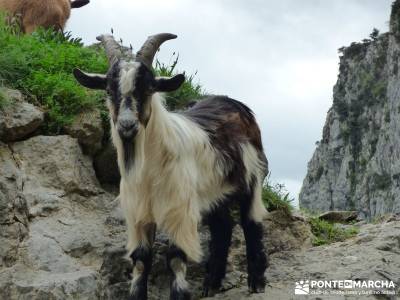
0, 0, 90, 33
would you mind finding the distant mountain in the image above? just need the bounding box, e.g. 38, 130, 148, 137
300, 0, 400, 219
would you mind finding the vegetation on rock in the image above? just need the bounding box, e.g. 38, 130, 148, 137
262, 178, 294, 214
308, 217, 359, 246
0, 86, 8, 109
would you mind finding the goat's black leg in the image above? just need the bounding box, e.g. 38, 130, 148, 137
128, 246, 152, 300
240, 199, 268, 293
128, 223, 156, 300
167, 244, 191, 300
202, 206, 233, 297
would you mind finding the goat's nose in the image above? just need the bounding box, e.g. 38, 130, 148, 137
118, 119, 138, 138
120, 120, 136, 131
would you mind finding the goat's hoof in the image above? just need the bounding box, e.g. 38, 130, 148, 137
201, 286, 219, 298
249, 286, 265, 294
248, 275, 266, 294
170, 289, 191, 300
127, 295, 144, 300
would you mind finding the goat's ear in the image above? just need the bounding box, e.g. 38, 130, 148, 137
73, 68, 107, 90
154, 74, 185, 92
71, 0, 90, 9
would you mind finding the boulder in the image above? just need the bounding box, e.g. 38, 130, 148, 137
318, 211, 359, 223
64, 108, 104, 156
0, 89, 44, 142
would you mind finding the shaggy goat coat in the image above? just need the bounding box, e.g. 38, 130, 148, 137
111, 66, 267, 262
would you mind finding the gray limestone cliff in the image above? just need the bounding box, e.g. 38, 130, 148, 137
300, 1, 400, 219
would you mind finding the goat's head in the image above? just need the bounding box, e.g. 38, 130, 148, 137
73, 33, 184, 140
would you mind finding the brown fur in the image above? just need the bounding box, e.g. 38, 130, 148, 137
0, 0, 75, 33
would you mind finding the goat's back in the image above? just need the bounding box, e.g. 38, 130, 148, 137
183, 96, 264, 152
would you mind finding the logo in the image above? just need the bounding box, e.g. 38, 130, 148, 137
295, 280, 310, 295
294, 279, 396, 296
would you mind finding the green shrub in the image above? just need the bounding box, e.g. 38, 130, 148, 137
0, 15, 108, 133
262, 179, 294, 214
155, 55, 204, 110
309, 217, 359, 246
391, 0, 400, 41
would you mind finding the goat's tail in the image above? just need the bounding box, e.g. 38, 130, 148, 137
70, 0, 90, 9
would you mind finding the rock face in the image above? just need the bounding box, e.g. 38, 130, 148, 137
0, 135, 399, 299
300, 1, 400, 219
0, 89, 44, 142
0, 135, 113, 299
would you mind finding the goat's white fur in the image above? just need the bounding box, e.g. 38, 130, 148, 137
170, 257, 189, 291
110, 64, 266, 262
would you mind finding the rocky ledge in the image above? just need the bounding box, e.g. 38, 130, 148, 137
0, 118, 399, 299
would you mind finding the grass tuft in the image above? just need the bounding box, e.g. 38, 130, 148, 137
155, 54, 204, 110
309, 217, 359, 246
262, 178, 294, 214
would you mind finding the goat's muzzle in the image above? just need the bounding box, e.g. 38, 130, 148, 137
117, 119, 138, 139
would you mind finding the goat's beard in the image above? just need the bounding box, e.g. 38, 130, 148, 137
122, 137, 135, 172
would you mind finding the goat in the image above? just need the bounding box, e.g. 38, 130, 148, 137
0, 0, 90, 34
73, 33, 269, 300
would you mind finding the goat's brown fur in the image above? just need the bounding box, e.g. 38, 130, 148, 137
0, 0, 87, 33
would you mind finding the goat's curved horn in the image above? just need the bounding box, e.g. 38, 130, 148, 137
136, 33, 177, 68
96, 34, 135, 65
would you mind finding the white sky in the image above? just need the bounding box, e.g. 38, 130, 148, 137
68, 0, 392, 206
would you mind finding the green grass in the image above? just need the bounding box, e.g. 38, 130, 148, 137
155, 54, 204, 110
309, 217, 359, 246
262, 179, 294, 214
0, 14, 108, 133
0, 14, 204, 133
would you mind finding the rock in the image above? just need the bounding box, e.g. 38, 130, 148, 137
0, 89, 44, 142
318, 211, 359, 223
1, 132, 399, 299
0, 141, 29, 268
11, 135, 105, 216
93, 141, 120, 185
300, 3, 400, 219
264, 210, 313, 254
0, 135, 115, 299
64, 108, 104, 156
